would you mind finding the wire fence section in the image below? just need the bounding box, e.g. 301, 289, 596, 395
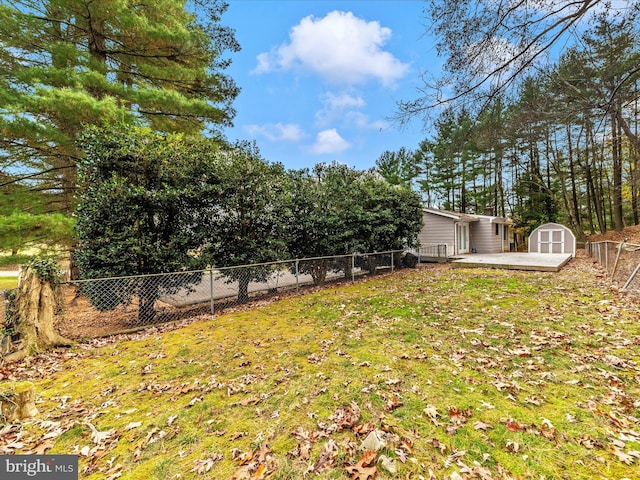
587, 241, 640, 301
57, 250, 405, 339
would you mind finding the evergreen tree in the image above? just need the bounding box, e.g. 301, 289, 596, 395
202, 142, 292, 303
374, 148, 421, 189
0, 0, 239, 211
75, 125, 221, 321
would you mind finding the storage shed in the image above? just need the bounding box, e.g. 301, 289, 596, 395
528, 223, 576, 256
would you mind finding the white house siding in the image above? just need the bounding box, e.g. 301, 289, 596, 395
418, 211, 456, 256
469, 216, 507, 254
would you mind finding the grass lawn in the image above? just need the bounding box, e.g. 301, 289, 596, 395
0, 276, 18, 290
2, 258, 639, 479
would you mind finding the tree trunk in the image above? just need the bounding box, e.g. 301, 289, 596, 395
368, 256, 377, 275
611, 111, 624, 232
587, 124, 607, 233
567, 126, 582, 231
0, 381, 39, 421
1, 265, 72, 363
137, 279, 158, 323
238, 275, 250, 304
310, 260, 328, 286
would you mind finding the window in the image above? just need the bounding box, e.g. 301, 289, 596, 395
495, 224, 499, 236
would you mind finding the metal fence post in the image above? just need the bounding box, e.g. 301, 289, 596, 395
352, 253, 355, 282
623, 263, 640, 290
209, 269, 214, 315
611, 241, 625, 280
295, 259, 299, 291
391, 251, 395, 273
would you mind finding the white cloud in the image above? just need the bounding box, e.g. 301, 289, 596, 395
245, 123, 307, 142
309, 129, 351, 154
324, 92, 366, 110
315, 92, 365, 125
253, 10, 409, 86
315, 91, 388, 130
344, 111, 388, 130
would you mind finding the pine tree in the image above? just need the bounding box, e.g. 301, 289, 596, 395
0, 0, 239, 211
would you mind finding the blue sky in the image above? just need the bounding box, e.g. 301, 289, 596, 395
222, 1, 440, 171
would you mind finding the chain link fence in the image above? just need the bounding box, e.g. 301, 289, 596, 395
53, 250, 406, 339
587, 241, 640, 301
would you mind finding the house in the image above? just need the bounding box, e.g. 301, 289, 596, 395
416, 207, 511, 259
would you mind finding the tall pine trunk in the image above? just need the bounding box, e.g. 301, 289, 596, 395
611, 111, 624, 231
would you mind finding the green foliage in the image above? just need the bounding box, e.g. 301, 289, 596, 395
201, 142, 292, 302
75, 125, 220, 319
0, 213, 75, 254
28, 258, 62, 285
374, 147, 421, 189
0, 177, 57, 216
417, 109, 485, 212
287, 163, 422, 284
407, 6, 640, 235
0, 0, 239, 211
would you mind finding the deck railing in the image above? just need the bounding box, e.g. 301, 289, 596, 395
410, 244, 450, 261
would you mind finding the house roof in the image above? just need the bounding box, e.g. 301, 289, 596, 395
474, 214, 513, 225
423, 207, 479, 222
423, 208, 512, 224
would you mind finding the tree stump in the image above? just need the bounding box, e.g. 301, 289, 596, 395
0, 381, 39, 421
1, 261, 72, 363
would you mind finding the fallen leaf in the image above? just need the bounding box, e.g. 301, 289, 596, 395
85, 422, 118, 446
505, 441, 520, 453
424, 404, 441, 425
312, 440, 338, 474
448, 406, 472, 425
473, 421, 493, 431
609, 444, 637, 465
506, 421, 524, 432
444, 449, 466, 467
383, 393, 403, 411
429, 438, 447, 454
540, 418, 557, 441
345, 449, 377, 479
124, 422, 142, 431
378, 454, 397, 474
230, 443, 276, 479
29, 439, 54, 455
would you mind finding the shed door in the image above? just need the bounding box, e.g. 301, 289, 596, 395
539, 229, 564, 254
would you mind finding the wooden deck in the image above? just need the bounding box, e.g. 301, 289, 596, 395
451, 253, 573, 272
